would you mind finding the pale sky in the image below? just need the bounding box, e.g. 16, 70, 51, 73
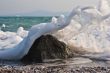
0, 0, 99, 16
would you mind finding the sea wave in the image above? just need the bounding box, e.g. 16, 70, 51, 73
0, 0, 110, 60
52, 0, 110, 60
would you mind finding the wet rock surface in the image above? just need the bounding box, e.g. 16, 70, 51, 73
21, 35, 72, 63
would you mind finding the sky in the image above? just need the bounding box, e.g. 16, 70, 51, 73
0, 0, 99, 16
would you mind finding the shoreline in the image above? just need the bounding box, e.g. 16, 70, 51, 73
0, 57, 110, 73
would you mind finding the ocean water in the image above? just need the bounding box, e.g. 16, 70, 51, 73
0, 17, 52, 32
0, 0, 110, 61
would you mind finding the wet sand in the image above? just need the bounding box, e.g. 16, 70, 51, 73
0, 57, 110, 73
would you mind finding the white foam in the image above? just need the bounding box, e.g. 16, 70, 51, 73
17, 27, 28, 38
2, 24, 6, 28
52, 0, 110, 60
0, 30, 23, 50
51, 17, 57, 24
0, 0, 110, 60
98, 0, 110, 15
0, 6, 78, 60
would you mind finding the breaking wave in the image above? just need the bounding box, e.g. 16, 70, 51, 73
0, 0, 110, 60
53, 0, 110, 60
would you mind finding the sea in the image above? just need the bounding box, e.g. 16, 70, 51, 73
0, 17, 52, 32
0, 16, 94, 65
1, 0, 110, 61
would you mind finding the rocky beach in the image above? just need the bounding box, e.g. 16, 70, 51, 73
0, 35, 109, 73
0, 59, 110, 73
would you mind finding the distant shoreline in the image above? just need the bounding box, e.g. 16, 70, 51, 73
0, 16, 54, 17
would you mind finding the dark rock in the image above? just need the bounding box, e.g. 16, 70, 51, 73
21, 35, 71, 63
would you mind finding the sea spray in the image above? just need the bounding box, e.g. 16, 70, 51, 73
53, 0, 110, 56
98, 0, 110, 15
0, 0, 110, 60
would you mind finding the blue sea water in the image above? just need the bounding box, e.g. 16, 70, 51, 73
0, 17, 52, 32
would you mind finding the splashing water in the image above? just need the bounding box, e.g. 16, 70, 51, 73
52, 0, 110, 59
0, 0, 110, 60
98, 0, 110, 15
0, 27, 28, 50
